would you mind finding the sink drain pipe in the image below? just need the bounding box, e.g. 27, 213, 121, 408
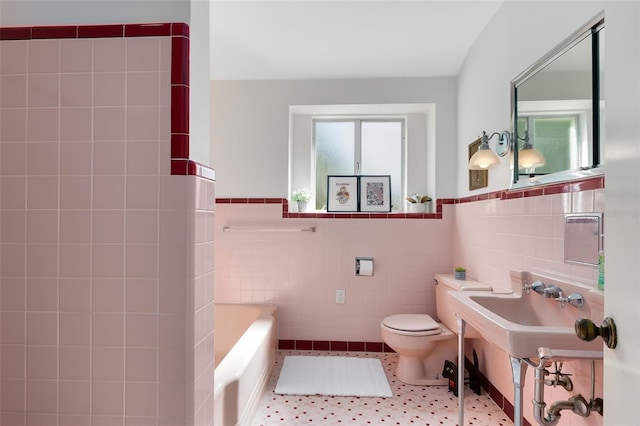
531, 347, 603, 426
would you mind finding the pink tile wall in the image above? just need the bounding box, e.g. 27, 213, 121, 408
214, 181, 603, 346
192, 177, 216, 426
453, 186, 605, 426
0, 25, 215, 426
453, 187, 605, 290
214, 203, 455, 343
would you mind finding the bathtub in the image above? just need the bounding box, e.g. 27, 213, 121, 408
213, 303, 278, 426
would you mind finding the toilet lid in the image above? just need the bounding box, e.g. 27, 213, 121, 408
383, 314, 441, 334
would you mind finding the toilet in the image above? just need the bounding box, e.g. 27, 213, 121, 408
381, 274, 492, 385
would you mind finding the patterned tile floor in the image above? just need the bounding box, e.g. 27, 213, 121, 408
252, 350, 513, 425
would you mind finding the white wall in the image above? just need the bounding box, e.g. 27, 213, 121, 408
457, 0, 604, 196
210, 77, 457, 198
189, 0, 211, 165
0, 0, 190, 25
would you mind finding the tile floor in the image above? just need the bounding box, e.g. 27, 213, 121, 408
252, 350, 513, 425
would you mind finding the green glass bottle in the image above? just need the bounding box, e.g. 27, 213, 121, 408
597, 251, 605, 290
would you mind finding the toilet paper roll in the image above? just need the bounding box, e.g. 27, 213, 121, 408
358, 259, 374, 276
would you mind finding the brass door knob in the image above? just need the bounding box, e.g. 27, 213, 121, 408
575, 317, 617, 349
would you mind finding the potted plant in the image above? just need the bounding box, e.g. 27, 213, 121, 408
406, 193, 432, 213
292, 188, 312, 212
454, 266, 466, 280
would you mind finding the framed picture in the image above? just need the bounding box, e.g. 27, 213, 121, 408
468, 138, 488, 191
359, 175, 391, 212
327, 175, 359, 212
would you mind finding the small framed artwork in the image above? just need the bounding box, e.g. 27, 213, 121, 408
359, 175, 391, 212
468, 138, 488, 191
327, 175, 359, 212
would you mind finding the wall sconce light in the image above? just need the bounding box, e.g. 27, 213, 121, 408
468, 130, 511, 170
517, 130, 545, 168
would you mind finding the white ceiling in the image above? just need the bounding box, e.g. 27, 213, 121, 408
209, 0, 504, 81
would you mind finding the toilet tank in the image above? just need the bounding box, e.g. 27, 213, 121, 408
434, 274, 492, 338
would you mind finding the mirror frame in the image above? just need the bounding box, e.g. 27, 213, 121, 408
510, 14, 605, 188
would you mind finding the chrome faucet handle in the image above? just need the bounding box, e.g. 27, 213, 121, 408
530, 280, 545, 294
543, 285, 562, 299
524, 279, 545, 294
555, 291, 584, 309
567, 292, 584, 308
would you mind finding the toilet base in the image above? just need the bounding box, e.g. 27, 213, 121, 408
393, 337, 458, 386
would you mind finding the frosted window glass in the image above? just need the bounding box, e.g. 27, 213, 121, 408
315, 121, 355, 210
313, 119, 404, 211
519, 117, 576, 175
361, 121, 402, 210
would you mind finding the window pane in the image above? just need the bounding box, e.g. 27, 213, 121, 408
361, 121, 402, 210
315, 121, 355, 209
520, 117, 576, 175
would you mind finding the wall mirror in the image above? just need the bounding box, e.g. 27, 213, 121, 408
511, 15, 604, 188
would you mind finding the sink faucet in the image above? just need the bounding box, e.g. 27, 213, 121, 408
543, 285, 562, 299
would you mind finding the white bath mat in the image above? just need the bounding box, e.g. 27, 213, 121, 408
275, 356, 393, 398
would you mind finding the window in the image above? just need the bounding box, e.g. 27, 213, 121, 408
517, 114, 585, 175
288, 103, 435, 215
313, 119, 404, 211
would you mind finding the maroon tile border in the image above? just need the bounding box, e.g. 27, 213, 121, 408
278, 339, 295, 350
295, 340, 313, 351
0, 27, 31, 40
215, 198, 445, 220
171, 36, 190, 85
0, 23, 214, 181
124, 22, 172, 37
79, 25, 124, 38
278, 339, 395, 353
171, 159, 216, 181
455, 176, 604, 204
0, 22, 181, 41
170, 134, 189, 159
170, 85, 189, 135
32, 26, 77, 39
214, 176, 603, 220
170, 23, 190, 37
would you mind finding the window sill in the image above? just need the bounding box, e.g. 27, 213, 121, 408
284, 211, 443, 219
215, 197, 447, 219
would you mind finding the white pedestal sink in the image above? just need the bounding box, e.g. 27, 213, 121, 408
447, 270, 604, 426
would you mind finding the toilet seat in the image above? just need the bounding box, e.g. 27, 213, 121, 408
382, 314, 442, 336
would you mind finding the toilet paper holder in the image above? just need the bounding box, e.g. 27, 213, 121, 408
355, 257, 374, 276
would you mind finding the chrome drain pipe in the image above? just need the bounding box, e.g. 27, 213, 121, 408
532, 348, 603, 426
532, 351, 559, 426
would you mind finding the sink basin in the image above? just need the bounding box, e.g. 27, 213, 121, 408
447, 271, 604, 359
